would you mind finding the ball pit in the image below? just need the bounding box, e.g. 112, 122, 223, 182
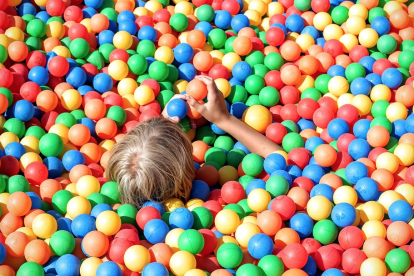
1, 0, 414, 274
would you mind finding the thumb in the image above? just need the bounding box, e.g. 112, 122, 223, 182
185, 95, 204, 111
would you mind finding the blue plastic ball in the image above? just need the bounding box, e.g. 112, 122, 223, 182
118, 19, 138, 35
327, 65, 345, 78
405, 114, 414, 133
98, 30, 115, 46
142, 262, 169, 276
388, 200, 413, 223
71, 214, 96, 238
286, 165, 302, 179
359, 56, 376, 74
144, 219, 170, 244
231, 14, 250, 32
142, 201, 165, 215
381, 68, 402, 89
214, 10, 232, 29
289, 213, 313, 239
302, 164, 326, 184
78, 118, 96, 136
355, 177, 379, 201
4, 142, 26, 160
166, 98, 188, 119
57, 217, 72, 233
55, 254, 81, 276
301, 26, 319, 39
13, 100, 35, 122
327, 118, 349, 140
169, 207, 194, 230
350, 77, 372, 96
62, 150, 86, 171
47, 210, 62, 220
297, 119, 316, 132
353, 119, 371, 139
230, 102, 248, 119
271, 170, 293, 186
43, 156, 63, 179
138, 26, 157, 42
234, 141, 250, 154
331, 202, 356, 227
345, 161, 368, 185
178, 63, 197, 81
96, 261, 122, 276
365, 73, 382, 86
189, 180, 210, 201
118, 10, 136, 22
305, 137, 325, 152
0, 243, 6, 264
174, 43, 194, 64
247, 233, 274, 259
91, 204, 113, 219
194, 21, 213, 37
27, 192, 42, 210
302, 256, 317, 276
371, 16, 390, 36
66, 67, 87, 88
348, 138, 371, 160
285, 14, 304, 33
263, 153, 287, 175
232, 61, 252, 82
28, 66, 49, 86
43, 256, 59, 274
310, 184, 334, 202
93, 73, 113, 94
246, 179, 266, 195
391, 119, 407, 139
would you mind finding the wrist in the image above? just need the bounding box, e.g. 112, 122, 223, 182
214, 113, 234, 129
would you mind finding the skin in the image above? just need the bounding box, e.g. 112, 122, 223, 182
162, 75, 282, 158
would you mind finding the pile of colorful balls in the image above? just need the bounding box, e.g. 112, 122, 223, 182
1, 0, 414, 274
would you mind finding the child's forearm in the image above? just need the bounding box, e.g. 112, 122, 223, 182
215, 115, 282, 158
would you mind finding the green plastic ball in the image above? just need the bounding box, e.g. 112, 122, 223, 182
49, 230, 76, 256
0, 176, 6, 194
99, 44, 116, 63
52, 190, 74, 214
55, 113, 77, 128
345, 63, 365, 82
178, 229, 205, 255
331, 6, 349, 25
156, 90, 175, 110
191, 207, 213, 229
196, 5, 215, 22
195, 125, 217, 145
26, 19, 46, 38
41, 201, 52, 212
216, 243, 243, 269
245, 75, 265, 95
137, 41, 156, 58
106, 106, 127, 127
266, 175, 289, 198
117, 204, 138, 225
148, 61, 169, 81
225, 36, 236, 53
26, 37, 42, 51
16, 262, 44, 276
70, 38, 90, 59
312, 219, 338, 245
282, 132, 304, 153
385, 137, 399, 153
208, 29, 227, 49
370, 116, 392, 133
128, 54, 148, 75
301, 88, 321, 101
281, 120, 298, 133
377, 35, 397, 55
228, 85, 248, 103
315, 74, 332, 94
87, 193, 108, 208
294, 0, 311, 11
166, 64, 179, 83
159, 81, 174, 91
100, 7, 117, 22
178, 116, 191, 133
335, 169, 351, 186
385, 249, 411, 273
7, 175, 29, 194
3, 118, 25, 138
0, 45, 7, 63
205, 147, 227, 167
241, 153, 264, 176
368, 7, 387, 23
238, 199, 255, 216
39, 133, 64, 157
252, 64, 270, 78
245, 51, 265, 67
70, 110, 85, 121
100, 181, 120, 205
258, 255, 284, 276
264, 52, 284, 71
224, 203, 246, 220
245, 95, 261, 107
25, 126, 46, 140
259, 87, 280, 107
214, 136, 235, 152
239, 175, 255, 190
236, 264, 262, 276
400, 40, 414, 51
371, 100, 389, 117
227, 149, 246, 168
398, 50, 414, 70
170, 13, 189, 32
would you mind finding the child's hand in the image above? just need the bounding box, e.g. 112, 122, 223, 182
161, 94, 197, 128
184, 76, 231, 126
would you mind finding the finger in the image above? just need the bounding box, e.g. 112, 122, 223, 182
171, 94, 187, 100
185, 95, 204, 110
196, 75, 216, 92
170, 116, 180, 124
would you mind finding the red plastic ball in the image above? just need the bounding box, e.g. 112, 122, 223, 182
313, 107, 334, 128
20, 82, 41, 103
323, 39, 343, 58
24, 162, 48, 186
114, 229, 140, 244
266, 27, 286, 47
269, 14, 286, 25
109, 49, 129, 63
136, 206, 161, 230
221, 181, 245, 204
265, 70, 284, 90
48, 56, 70, 77
198, 229, 217, 255
139, 100, 161, 114
279, 86, 300, 105
68, 23, 89, 40
202, 200, 223, 219
331, 151, 353, 171
292, 176, 314, 192
0, 156, 19, 177
280, 243, 308, 269
0, 68, 12, 88
270, 195, 296, 220
221, 0, 240, 15
336, 133, 356, 153
83, 91, 102, 108
136, 16, 153, 28
337, 104, 359, 126
209, 64, 229, 80
373, 58, 393, 75
314, 245, 341, 271
288, 148, 311, 170
46, 0, 66, 16
104, 94, 123, 108
342, 248, 367, 274
280, 104, 300, 122
141, 79, 160, 97
338, 226, 365, 250
139, 110, 160, 122
26, 51, 47, 69
153, 9, 171, 23
64, 6, 83, 22
317, 97, 337, 114
266, 123, 287, 144
311, 0, 330, 12
301, 238, 322, 258
297, 98, 319, 119
349, 45, 369, 62
108, 238, 135, 264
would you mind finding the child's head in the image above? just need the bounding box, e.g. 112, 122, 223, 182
107, 117, 195, 208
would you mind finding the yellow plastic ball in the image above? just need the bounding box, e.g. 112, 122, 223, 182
376, 152, 399, 173
259, 17, 270, 31
61, 89, 82, 111
155, 46, 175, 64
235, 222, 261, 248
351, 94, 372, 116
96, 210, 121, 236
118, 78, 138, 96
46, 21, 65, 39
99, 139, 116, 153
267, 2, 284, 16
174, 80, 188, 94
244, 9, 261, 26
164, 198, 185, 212
218, 165, 239, 185
5, 27, 25, 42
178, 32, 188, 44
124, 245, 151, 272
215, 209, 240, 234
313, 12, 332, 31
80, 18, 93, 34
362, 220, 386, 239
286, 32, 299, 41
134, 85, 155, 105
249, 0, 267, 16
113, 31, 133, 50
80, 257, 103, 276
241, 216, 257, 224
358, 28, 379, 48
333, 186, 358, 206
201, 43, 213, 52
16, 227, 37, 241
134, 7, 149, 16
378, 190, 402, 213
323, 93, 338, 101
215, 78, 231, 98
346, 16, 366, 35
166, 228, 185, 252
247, 188, 271, 212
386, 102, 407, 122
370, 84, 391, 102
295, 75, 315, 92
210, 50, 225, 65
394, 143, 414, 166
409, 219, 414, 240
184, 269, 208, 276
145, 0, 163, 16
242, 105, 273, 134
32, 214, 57, 239
328, 76, 349, 97
0, 193, 9, 215
107, 61, 128, 82
49, 124, 69, 144
323, 24, 344, 41
307, 195, 332, 221
175, 1, 193, 15
76, 175, 100, 198
20, 136, 40, 154
339, 34, 358, 53
349, 4, 368, 20
19, 152, 42, 172
0, 132, 19, 150
123, 94, 139, 109
52, 46, 71, 58
67, 196, 92, 218
384, 1, 402, 17
295, 34, 315, 53
360, 257, 386, 276
395, 184, 414, 206
222, 52, 242, 72
359, 201, 384, 223
169, 251, 197, 276
65, 183, 78, 196
0, 35, 10, 49
338, 93, 354, 108
185, 199, 204, 211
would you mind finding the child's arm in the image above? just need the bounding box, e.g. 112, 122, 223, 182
184, 76, 282, 158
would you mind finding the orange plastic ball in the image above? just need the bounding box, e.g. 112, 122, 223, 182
274, 228, 300, 248
387, 221, 411, 246
39, 180, 62, 203
69, 164, 92, 183
281, 65, 301, 85
68, 124, 91, 146
5, 232, 29, 257
24, 209, 45, 228
363, 236, 389, 259
238, 27, 257, 38
233, 36, 253, 56
282, 269, 308, 276
367, 126, 390, 147
186, 30, 206, 49
36, 90, 58, 112
193, 51, 213, 72
186, 79, 208, 101
287, 187, 310, 211
256, 210, 282, 236
314, 144, 337, 167
80, 143, 102, 165
0, 265, 16, 276
149, 243, 174, 268
96, 118, 117, 139
24, 239, 50, 265
298, 56, 318, 75
82, 230, 109, 257
396, 85, 414, 108
280, 41, 301, 61
90, 14, 109, 33
7, 192, 31, 217
316, 52, 334, 73
319, 173, 342, 191
390, 9, 409, 29
158, 34, 178, 49
8, 41, 28, 62
192, 141, 209, 163
84, 99, 107, 120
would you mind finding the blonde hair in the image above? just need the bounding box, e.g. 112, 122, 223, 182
107, 117, 194, 208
